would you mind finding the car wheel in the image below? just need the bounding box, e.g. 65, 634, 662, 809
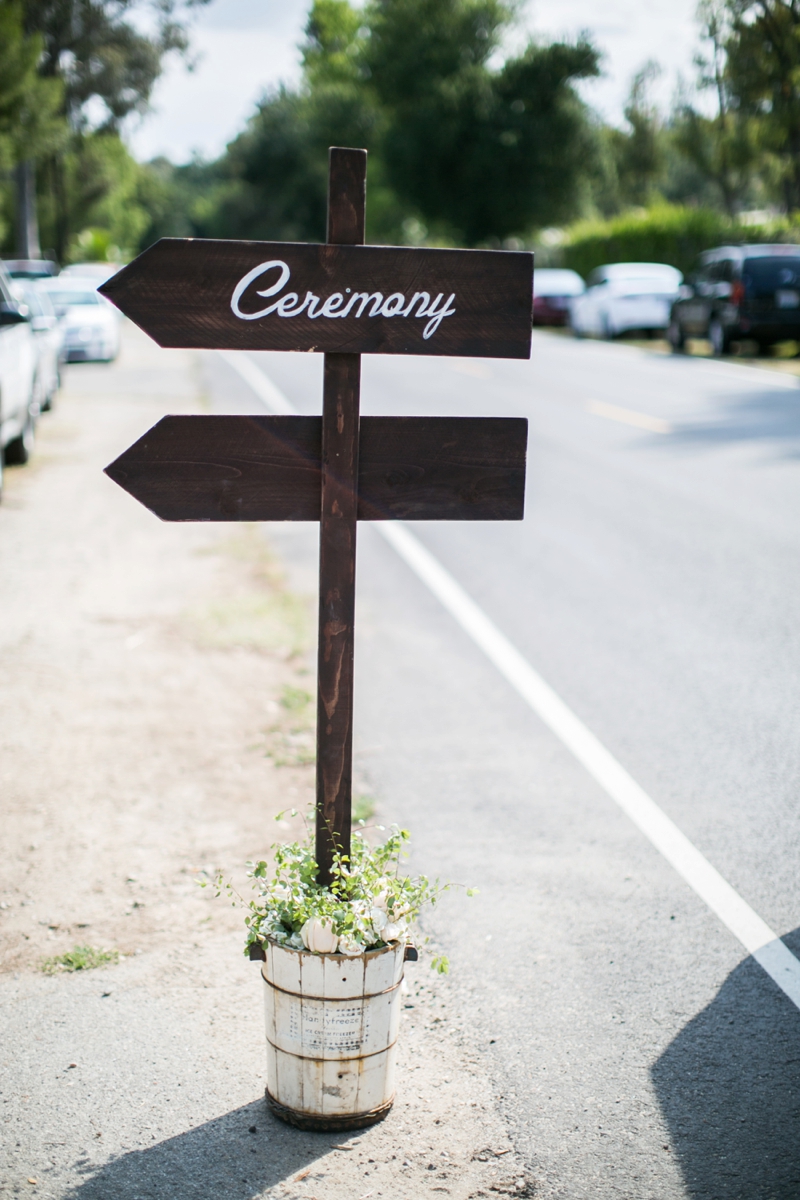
709, 317, 730, 357
4, 408, 36, 466
667, 317, 686, 353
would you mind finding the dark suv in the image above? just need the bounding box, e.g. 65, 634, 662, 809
668, 244, 800, 355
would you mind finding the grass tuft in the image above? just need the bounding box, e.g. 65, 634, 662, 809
41, 946, 119, 975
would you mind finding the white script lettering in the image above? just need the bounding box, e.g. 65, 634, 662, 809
230, 261, 456, 339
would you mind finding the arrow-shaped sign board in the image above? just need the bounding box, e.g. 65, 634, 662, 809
102, 147, 533, 902
99, 240, 533, 358
105, 415, 527, 523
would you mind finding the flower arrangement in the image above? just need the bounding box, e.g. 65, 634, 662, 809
211, 818, 471, 972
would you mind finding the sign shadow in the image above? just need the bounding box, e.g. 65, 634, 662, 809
651, 927, 800, 1199
62, 1098, 346, 1200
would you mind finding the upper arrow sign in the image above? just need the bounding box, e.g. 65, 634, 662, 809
100, 239, 533, 359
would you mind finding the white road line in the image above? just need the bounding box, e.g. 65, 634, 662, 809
218, 350, 295, 414
220, 348, 800, 1011
586, 399, 672, 434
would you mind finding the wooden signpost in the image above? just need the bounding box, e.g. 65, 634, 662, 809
101, 147, 532, 889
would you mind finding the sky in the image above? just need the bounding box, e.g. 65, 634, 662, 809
128, 0, 703, 165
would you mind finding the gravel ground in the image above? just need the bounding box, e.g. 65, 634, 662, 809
0, 325, 528, 1200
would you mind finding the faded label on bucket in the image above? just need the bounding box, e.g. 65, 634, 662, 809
287, 1000, 369, 1053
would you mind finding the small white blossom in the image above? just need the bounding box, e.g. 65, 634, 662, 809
370, 907, 388, 932
301, 917, 339, 954
382, 921, 406, 943
338, 934, 364, 956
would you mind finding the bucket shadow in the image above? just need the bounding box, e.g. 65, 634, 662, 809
62, 1098, 347, 1200
651, 928, 800, 1199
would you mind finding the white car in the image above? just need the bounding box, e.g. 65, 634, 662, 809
570, 262, 683, 338
42, 277, 120, 362
10, 280, 65, 412
0, 264, 38, 482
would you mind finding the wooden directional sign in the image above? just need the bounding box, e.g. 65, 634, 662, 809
102, 147, 532, 888
100, 241, 533, 359
105, 415, 527, 523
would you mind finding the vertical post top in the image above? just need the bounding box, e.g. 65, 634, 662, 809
327, 147, 367, 246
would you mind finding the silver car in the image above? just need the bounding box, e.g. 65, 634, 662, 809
0, 264, 38, 489
10, 280, 65, 412
42, 277, 120, 363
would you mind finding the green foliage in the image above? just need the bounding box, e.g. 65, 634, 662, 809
210, 822, 459, 967
0, 0, 66, 168
725, 0, 800, 210
560, 203, 800, 280
158, 0, 601, 249
605, 62, 665, 209
22, 0, 209, 131
26, 130, 150, 260
364, 0, 601, 243
42, 945, 119, 973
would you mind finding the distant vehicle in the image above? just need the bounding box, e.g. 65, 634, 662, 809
2, 259, 59, 281
0, 263, 38, 483
41, 277, 120, 363
60, 262, 120, 284
570, 262, 683, 339
668, 244, 800, 355
533, 268, 585, 326
10, 280, 65, 412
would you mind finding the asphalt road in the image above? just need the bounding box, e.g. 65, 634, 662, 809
206, 332, 800, 1199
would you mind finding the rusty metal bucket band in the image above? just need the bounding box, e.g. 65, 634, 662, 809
264, 1035, 400, 1064
266, 1087, 394, 1132
260, 965, 404, 1003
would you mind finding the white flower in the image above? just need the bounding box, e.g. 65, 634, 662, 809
300, 917, 339, 954
382, 921, 407, 943
338, 934, 364, 957
271, 885, 290, 902
370, 907, 388, 932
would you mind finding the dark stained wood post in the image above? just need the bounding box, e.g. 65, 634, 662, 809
315, 148, 367, 887
99, 153, 532, 894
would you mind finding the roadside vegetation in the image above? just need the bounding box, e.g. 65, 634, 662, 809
3, 0, 800, 265
41, 945, 119, 974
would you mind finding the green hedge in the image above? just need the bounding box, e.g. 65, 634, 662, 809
559, 206, 800, 279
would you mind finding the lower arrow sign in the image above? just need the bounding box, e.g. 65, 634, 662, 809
104, 415, 527, 523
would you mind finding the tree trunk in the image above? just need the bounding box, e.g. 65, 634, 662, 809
15, 160, 41, 259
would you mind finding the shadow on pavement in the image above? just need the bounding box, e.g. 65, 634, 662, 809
652, 927, 800, 1199
62, 1097, 342, 1200
663, 379, 800, 455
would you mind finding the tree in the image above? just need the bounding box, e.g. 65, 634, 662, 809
671, 0, 758, 216
16, 0, 210, 259
364, 0, 600, 243
0, 0, 65, 255
607, 61, 666, 207
724, 0, 800, 211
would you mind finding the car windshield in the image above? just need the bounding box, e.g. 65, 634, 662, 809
47, 289, 101, 307
742, 258, 800, 295
612, 278, 679, 295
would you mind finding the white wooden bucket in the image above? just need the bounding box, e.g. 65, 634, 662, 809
262, 938, 406, 1131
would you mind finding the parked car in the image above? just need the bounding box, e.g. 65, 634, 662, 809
3, 259, 59, 281
668, 244, 800, 355
10, 280, 65, 412
0, 263, 38, 485
41, 276, 120, 362
570, 262, 683, 338
533, 268, 585, 326
60, 262, 120, 284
